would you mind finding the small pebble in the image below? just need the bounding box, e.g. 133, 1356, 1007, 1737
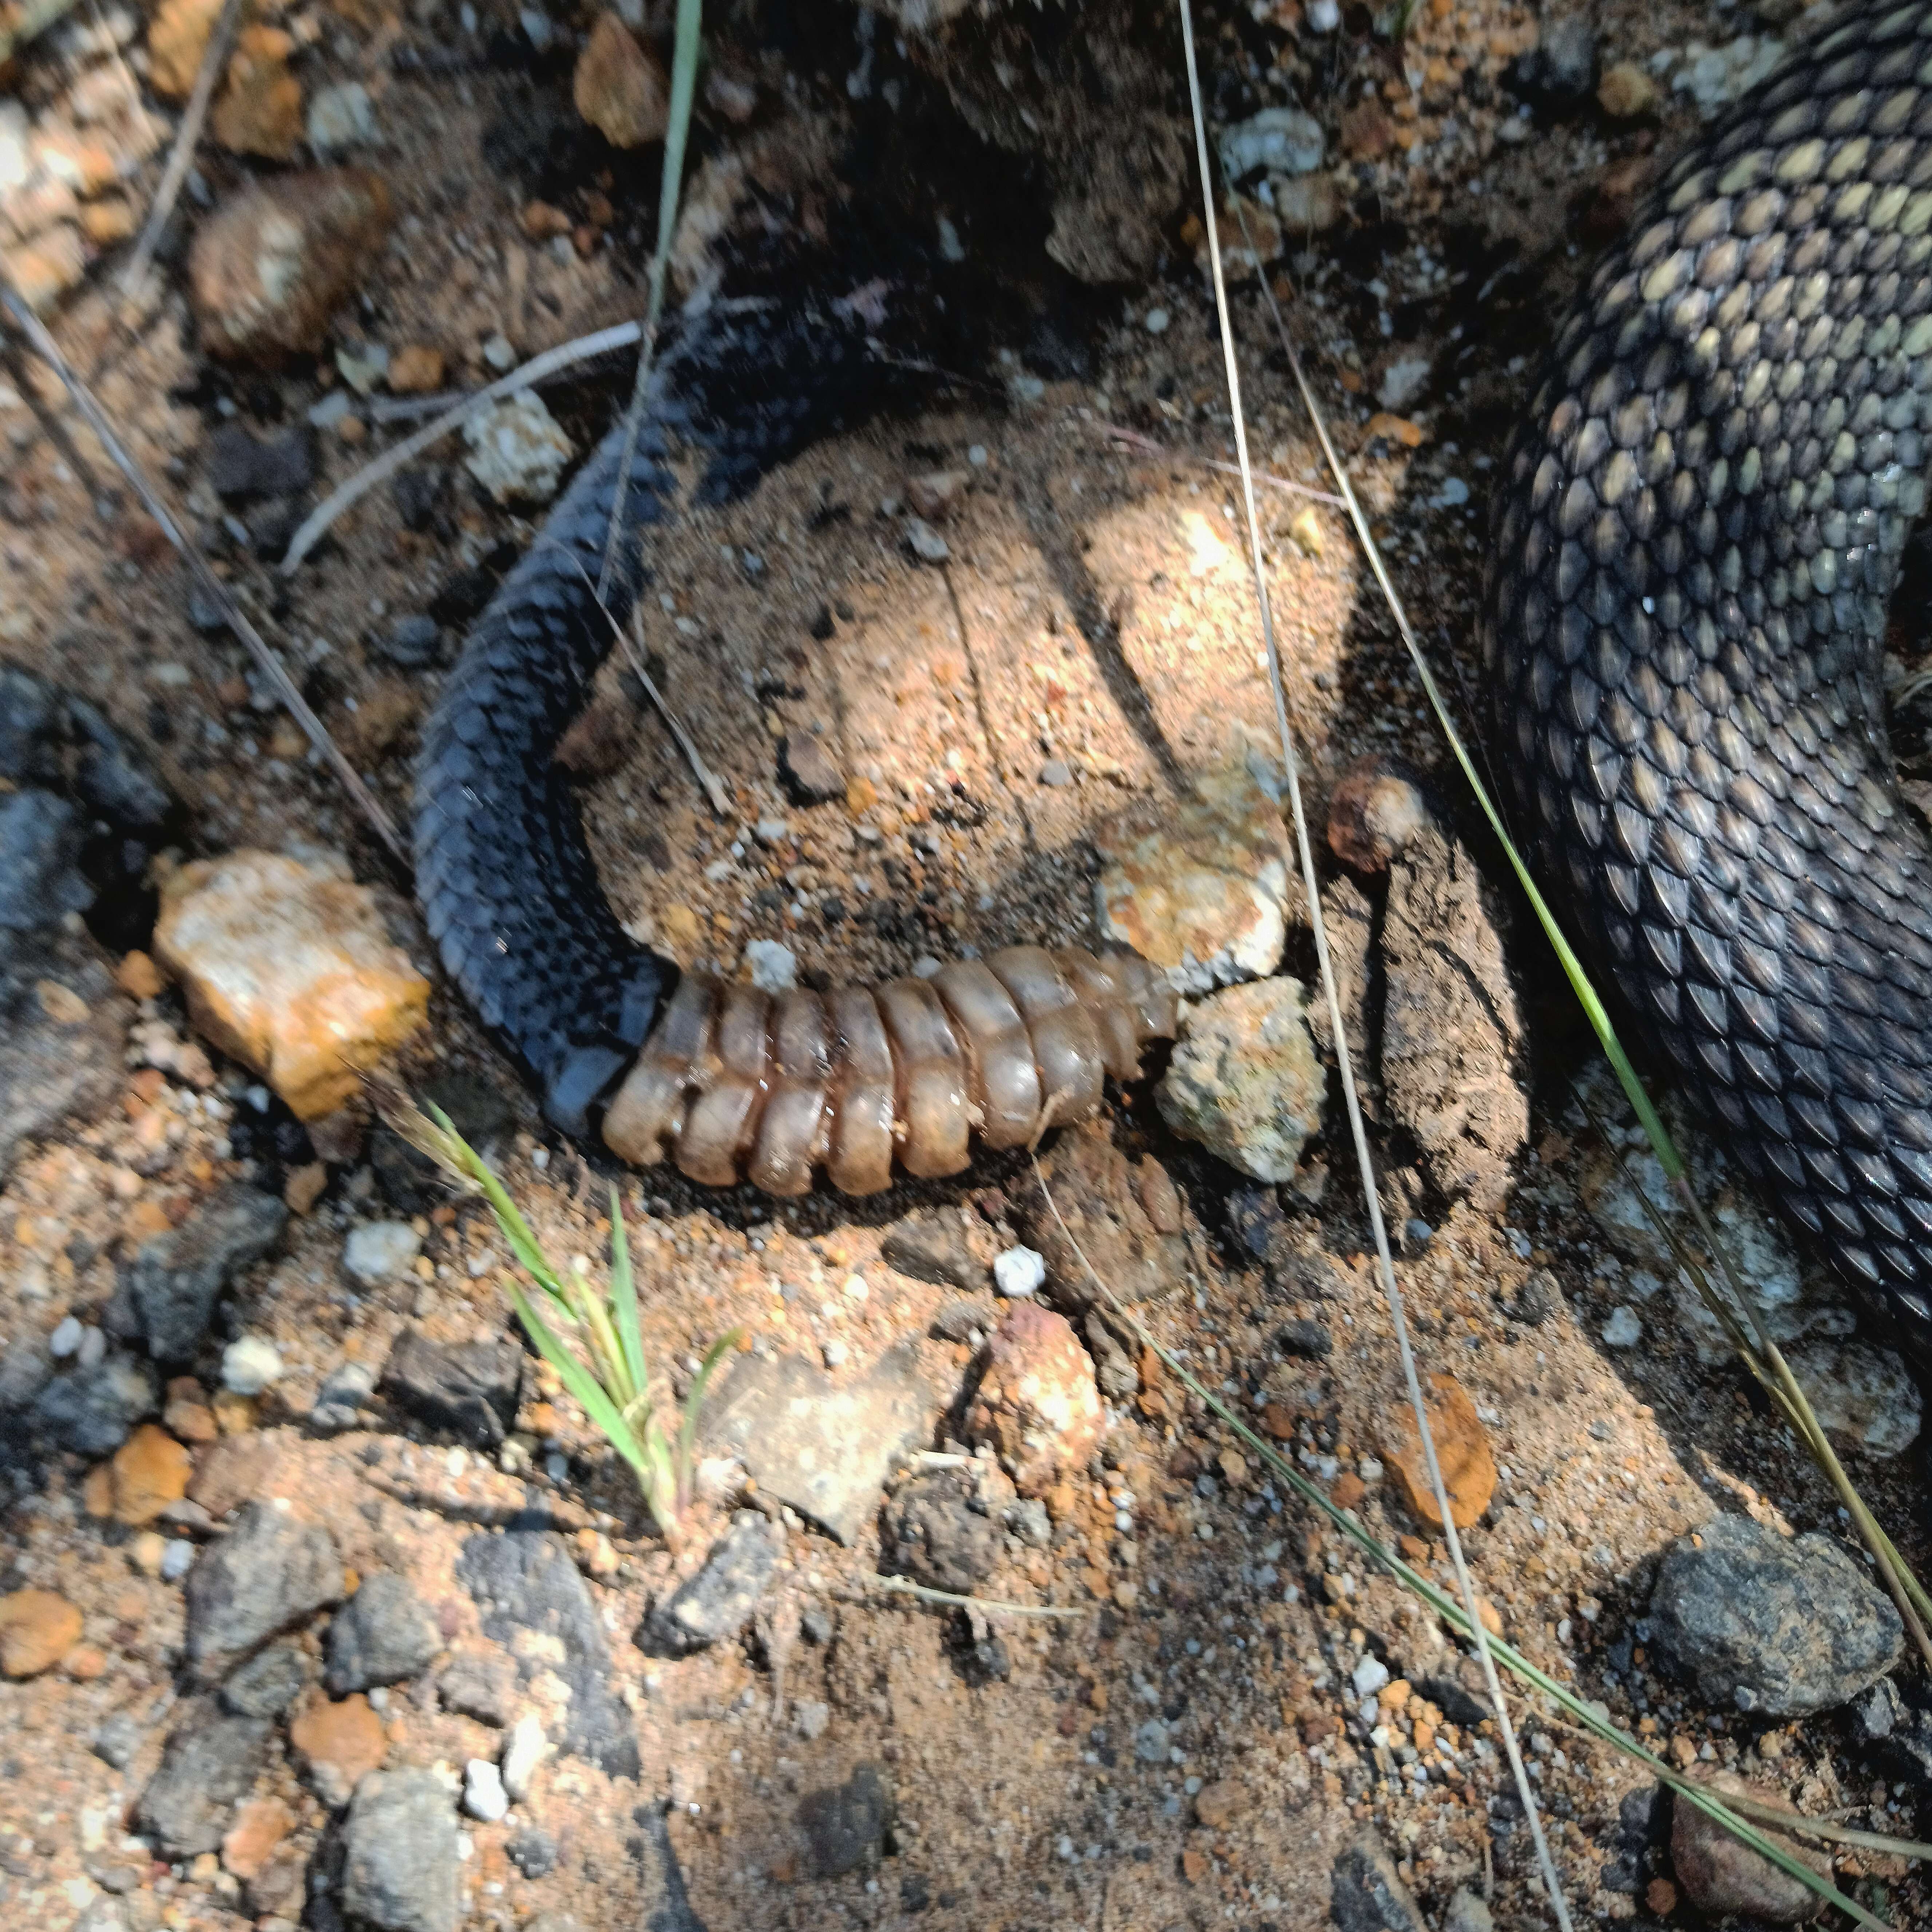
1038, 759, 1073, 788
481, 333, 516, 373
160, 1539, 194, 1582
50, 1316, 82, 1359
344, 1221, 423, 1287
1602, 1306, 1642, 1349
221, 1335, 283, 1394
501, 1714, 545, 1801
744, 940, 796, 993
463, 1758, 509, 1823
904, 518, 950, 563
822, 1338, 849, 1369
992, 1246, 1046, 1298
1143, 308, 1170, 334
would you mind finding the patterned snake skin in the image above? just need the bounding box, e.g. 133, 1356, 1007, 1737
1484, 0, 1932, 1350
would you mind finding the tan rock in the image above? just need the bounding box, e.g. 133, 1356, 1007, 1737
117, 950, 164, 999
1388, 1373, 1496, 1529
106, 1423, 194, 1525
164, 1378, 220, 1444
189, 168, 395, 364
1094, 756, 1294, 993
284, 1161, 329, 1215
966, 1302, 1103, 1497
573, 14, 670, 149
0, 1588, 83, 1677
386, 343, 444, 393
222, 1796, 294, 1880
148, 0, 228, 99
79, 199, 138, 246
210, 27, 304, 161
2, 226, 87, 314
1326, 754, 1433, 876
1671, 1770, 1832, 1922
1598, 61, 1660, 118
152, 851, 428, 1119
289, 1692, 387, 1797
1272, 170, 1343, 235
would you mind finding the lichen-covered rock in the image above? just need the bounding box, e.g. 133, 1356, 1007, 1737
189, 168, 394, 364
462, 392, 575, 506
1156, 977, 1323, 1183
152, 851, 427, 1119
1782, 1340, 1921, 1458
966, 1302, 1102, 1497
1094, 756, 1294, 993
573, 13, 670, 147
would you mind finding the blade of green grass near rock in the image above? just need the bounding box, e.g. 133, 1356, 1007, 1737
1224, 200, 1932, 1669
1029, 1158, 1902, 1931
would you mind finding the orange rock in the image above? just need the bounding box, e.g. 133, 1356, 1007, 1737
123, 1197, 173, 1242
1645, 1878, 1678, 1916
1332, 1471, 1366, 1509
387, 344, 445, 393
1397, 1533, 1430, 1561
83, 1463, 115, 1518
210, 27, 304, 161
148, 0, 229, 98
1363, 412, 1426, 449
66, 1644, 108, 1679
844, 774, 879, 817
0, 1588, 83, 1677
1194, 1781, 1245, 1829
1388, 1374, 1496, 1529
284, 1162, 328, 1216
116, 950, 165, 998
152, 851, 428, 1119
965, 1302, 1104, 1497
108, 1423, 194, 1525
1182, 1845, 1210, 1882
1260, 1402, 1298, 1440
80, 199, 138, 245
289, 1693, 386, 1789
573, 13, 670, 147
520, 200, 573, 241
222, 1796, 294, 1879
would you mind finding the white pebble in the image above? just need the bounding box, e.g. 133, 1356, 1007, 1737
502, 1714, 546, 1801
222, 1335, 283, 1394
1306, 0, 1339, 26
463, 1758, 509, 1823
1351, 1653, 1390, 1700
993, 1246, 1046, 1298
1143, 308, 1171, 334
161, 1539, 194, 1583
744, 939, 797, 993
822, 1338, 849, 1369
76, 1325, 106, 1369
842, 1273, 869, 1303
1602, 1306, 1642, 1349
49, 1316, 82, 1359
904, 518, 950, 563
344, 1220, 423, 1286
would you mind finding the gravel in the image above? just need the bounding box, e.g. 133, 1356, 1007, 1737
325, 1571, 442, 1693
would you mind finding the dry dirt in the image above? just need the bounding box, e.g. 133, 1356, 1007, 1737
3, 1, 1931, 1931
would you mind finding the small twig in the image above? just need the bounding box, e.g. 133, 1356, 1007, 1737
0, 280, 408, 868
278, 320, 645, 572
120, 0, 243, 297
620, 604, 729, 817
862, 1573, 1089, 1618
1100, 421, 1346, 506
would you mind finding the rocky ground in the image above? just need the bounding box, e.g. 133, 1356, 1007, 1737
4, 1, 1932, 1930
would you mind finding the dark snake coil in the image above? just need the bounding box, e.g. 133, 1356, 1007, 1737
1483, 0, 1932, 1352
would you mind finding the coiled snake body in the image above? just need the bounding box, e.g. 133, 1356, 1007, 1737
419, 2, 1932, 1355
1484, 1, 1932, 1352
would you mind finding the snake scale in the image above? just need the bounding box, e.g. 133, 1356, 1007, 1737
418, 1, 1932, 1355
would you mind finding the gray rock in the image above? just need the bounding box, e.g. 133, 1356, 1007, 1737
1784, 1339, 1921, 1457
136, 1710, 272, 1856
122, 1183, 289, 1365
931, 1296, 993, 1342
506, 1829, 558, 1878
377, 610, 444, 666
1852, 1677, 1932, 1782
0, 788, 92, 929
777, 733, 844, 805
184, 1500, 343, 1682
1330, 1831, 1425, 1932
91, 1710, 144, 1770
389, 470, 445, 537
1670, 1770, 1832, 1921
341, 1769, 460, 1932
642, 1512, 782, 1655
438, 1652, 515, 1727
1005, 1497, 1051, 1549
455, 1531, 638, 1778
326, 1572, 440, 1693
222, 1641, 311, 1718
1217, 106, 1324, 182
1442, 1890, 1493, 1932
701, 1344, 942, 1545
1507, 15, 1598, 107
1650, 1513, 1903, 1716
882, 1210, 989, 1293
310, 1358, 379, 1433
33, 1350, 157, 1454
0, 925, 123, 1187
380, 1326, 522, 1448
797, 1763, 892, 1878
205, 423, 313, 502
344, 1220, 422, 1287
1279, 1318, 1333, 1358
882, 1471, 1000, 1594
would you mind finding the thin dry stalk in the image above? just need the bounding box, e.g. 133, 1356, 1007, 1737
1174, 5, 1574, 1924
1101, 421, 1346, 505
0, 281, 407, 867
278, 320, 644, 572
120, 0, 243, 296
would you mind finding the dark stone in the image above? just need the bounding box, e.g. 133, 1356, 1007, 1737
642, 1513, 782, 1656
438, 1652, 515, 1727
183, 1500, 343, 1682
68, 697, 173, 832
1508, 1271, 1562, 1326
881, 1470, 1000, 1596
777, 733, 844, 805
341, 1769, 460, 1932
1225, 1184, 1286, 1262
32, 1350, 158, 1455
375, 612, 446, 670
136, 1710, 272, 1857
0, 788, 92, 928
797, 1763, 892, 1879
930, 1296, 992, 1343
428, 565, 498, 627
882, 1210, 989, 1293
808, 602, 836, 641
1330, 1830, 1425, 1932
222, 1641, 311, 1718
456, 1531, 640, 1778
1617, 1782, 1668, 1847
1413, 1674, 1488, 1729
1278, 1318, 1333, 1358
900, 1873, 931, 1912
1649, 1513, 1904, 1715
1019, 1124, 1185, 1308
506, 1828, 559, 1878
1853, 1676, 1932, 1782
0, 927, 124, 1189
381, 1326, 523, 1448
91, 1710, 144, 1770
372, 1072, 515, 1211
206, 422, 314, 503
1504, 15, 1598, 110
187, 583, 229, 634
122, 1182, 289, 1365
245, 496, 303, 558
391, 466, 446, 533
325, 1571, 442, 1692
0, 662, 65, 784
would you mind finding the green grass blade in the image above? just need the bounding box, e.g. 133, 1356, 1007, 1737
506, 1280, 654, 1502
608, 1184, 647, 1406
677, 1326, 743, 1497
425, 1104, 569, 1305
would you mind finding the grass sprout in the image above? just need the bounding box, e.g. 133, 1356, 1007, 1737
372, 1084, 740, 1550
